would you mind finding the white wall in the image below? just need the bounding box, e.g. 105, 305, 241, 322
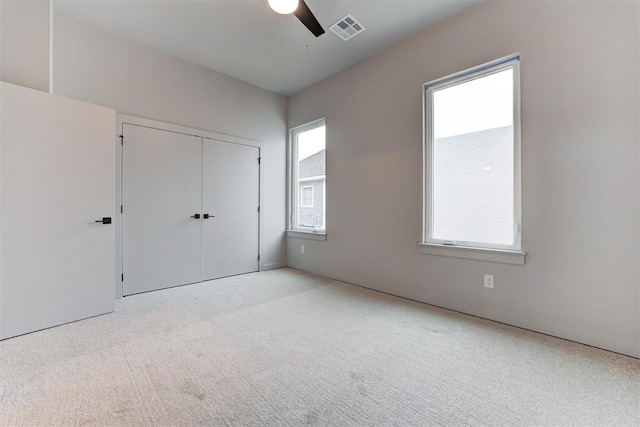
0, 0, 50, 92
52, 13, 288, 273
287, 1, 640, 357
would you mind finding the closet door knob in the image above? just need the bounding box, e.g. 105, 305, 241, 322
190, 214, 201, 219
94, 217, 112, 224
203, 214, 215, 219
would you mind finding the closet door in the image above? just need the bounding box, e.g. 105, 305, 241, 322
0, 82, 115, 340
202, 140, 259, 280
122, 125, 202, 295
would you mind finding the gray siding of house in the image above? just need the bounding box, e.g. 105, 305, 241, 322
297, 149, 326, 229
433, 126, 513, 244
298, 178, 325, 229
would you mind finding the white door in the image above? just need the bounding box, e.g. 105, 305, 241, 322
0, 82, 115, 340
122, 125, 202, 296
202, 139, 259, 280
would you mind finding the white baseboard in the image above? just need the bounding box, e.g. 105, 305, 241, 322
262, 262, 287, 271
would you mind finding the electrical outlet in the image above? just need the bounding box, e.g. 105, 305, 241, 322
301, 245, 305, 254
484, 274, 494, 288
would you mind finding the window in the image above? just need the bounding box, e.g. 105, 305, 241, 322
301, 185, 314, 207
423, 54, 522, 257
289, 118, 326, 234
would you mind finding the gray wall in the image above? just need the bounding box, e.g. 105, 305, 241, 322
287, 1, 640, 357
0, 0, 50, 92
52, 13, 288, 271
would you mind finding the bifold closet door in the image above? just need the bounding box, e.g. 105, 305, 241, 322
202, 140, 259, 280
0, 82, 115, 340
122, 125, 202, 296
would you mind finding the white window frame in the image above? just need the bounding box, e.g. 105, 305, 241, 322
421, 54, 525, 264
300, 185, 314, 208
287, 118, 326, 239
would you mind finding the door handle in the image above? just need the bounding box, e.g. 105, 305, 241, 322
95, 217, 112, 224
203, 214, 215, 219
191, 214, 201, 219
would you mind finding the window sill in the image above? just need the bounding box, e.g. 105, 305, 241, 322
287, 230, 327, 241
419, 243, 525, 265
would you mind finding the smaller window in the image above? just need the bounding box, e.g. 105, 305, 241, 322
301, 185, 314, 207
288, 118, 326, 234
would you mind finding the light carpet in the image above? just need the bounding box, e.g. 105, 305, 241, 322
0, 268, 638, 426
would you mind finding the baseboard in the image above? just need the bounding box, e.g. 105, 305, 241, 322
422, 296, 640, 359
262, 261, 287, 271
287, 263, 640, 359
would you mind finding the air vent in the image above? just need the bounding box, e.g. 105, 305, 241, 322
329, 14, 365, 41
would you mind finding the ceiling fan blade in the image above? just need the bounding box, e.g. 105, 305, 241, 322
293, 0, 325, 37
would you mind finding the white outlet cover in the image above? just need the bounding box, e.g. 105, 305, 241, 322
301, 245, 305, 254
484, 274, 494, 288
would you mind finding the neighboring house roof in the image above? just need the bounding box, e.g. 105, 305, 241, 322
299, 149, 325, 178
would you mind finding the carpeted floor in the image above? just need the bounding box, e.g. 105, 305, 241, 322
0, 268, 638, 426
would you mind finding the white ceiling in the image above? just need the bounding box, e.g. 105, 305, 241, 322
53, 0, 481, 96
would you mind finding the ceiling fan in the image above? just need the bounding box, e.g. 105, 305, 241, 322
268, 0, 325, 37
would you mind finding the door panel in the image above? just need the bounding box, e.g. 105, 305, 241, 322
122, 125, 202, 295
202, 140, 259, 280
0, 82, 115, 340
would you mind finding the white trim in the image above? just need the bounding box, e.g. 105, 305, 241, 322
287, 230, 327, 241
117, 114, 262, 147
423, 54, 522, 254
423, 53, 520, 90
288, 117, 326, 234
513, 60, 522, 250
419, 243, 525, 265
262, 262, 287, 270
290, 117, 327, 135
322, 178, 326, 229
299, 175, 325, 182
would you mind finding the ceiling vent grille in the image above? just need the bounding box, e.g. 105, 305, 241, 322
329, 14, 365, 41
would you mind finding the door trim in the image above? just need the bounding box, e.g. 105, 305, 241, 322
115, 114, 264, 299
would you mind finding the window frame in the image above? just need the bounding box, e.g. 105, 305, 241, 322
288, 118, 326, 237
422, 54, 523, 256
300, 185, 314, 208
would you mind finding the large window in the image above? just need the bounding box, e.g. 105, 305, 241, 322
289, 118, 326, 234
423, 55, 521, 253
